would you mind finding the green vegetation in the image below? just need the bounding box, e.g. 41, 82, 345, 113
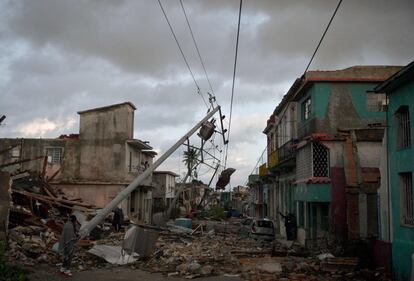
0, 241, 27, 281
207, 205, 225, 220
183, 148, 198, 180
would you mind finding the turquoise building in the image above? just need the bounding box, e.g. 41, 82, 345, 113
291, 66, 400, 246
374, 61, 414, 281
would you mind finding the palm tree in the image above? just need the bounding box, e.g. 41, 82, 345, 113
183, 148, 198, 180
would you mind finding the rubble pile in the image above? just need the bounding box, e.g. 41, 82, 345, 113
5, 170, 98, 267
6, 226, 58, 266
1, 169, 393, 280
240, 255, 391, 281
142, 231, 272, 278
136, 229, 391, 281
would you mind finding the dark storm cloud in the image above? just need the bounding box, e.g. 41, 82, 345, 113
0, 0, 413, 186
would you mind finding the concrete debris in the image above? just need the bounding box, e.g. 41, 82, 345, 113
257, 262, 282, 273
3, 170, 393, 281
122, 225, 158, 258
4, 170, 108, 268
4, 214, 394, 281
317, 253, 335, 261
87, 245, 138, 265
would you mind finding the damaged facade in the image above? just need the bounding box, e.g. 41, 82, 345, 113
0, 102, 157, 223
152, 171, 179, 213
374, 61, 414, 281
255, 66, 402, 256
178, 181, 211, 214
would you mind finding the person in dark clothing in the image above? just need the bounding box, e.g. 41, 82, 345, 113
58, 215, 78, 276
279, 212, 297, 241
112, 207, 124, 232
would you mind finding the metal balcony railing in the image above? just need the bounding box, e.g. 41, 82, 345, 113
278, 139, 295, 162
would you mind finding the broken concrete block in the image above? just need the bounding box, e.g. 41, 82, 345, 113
176, 263, 190, 273
257, 262, 282, 273
188, 261, 201, 272
317, 253, 334, 260
200, 265, 213, 275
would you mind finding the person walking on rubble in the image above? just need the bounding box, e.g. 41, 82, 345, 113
112, 207, 124, 232
279, 212, 297, 241
58, 215, 78, 276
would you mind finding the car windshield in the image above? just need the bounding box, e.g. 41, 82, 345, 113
257, 220, 273, 228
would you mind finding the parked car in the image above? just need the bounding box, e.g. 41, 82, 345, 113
239, 218, 275, 240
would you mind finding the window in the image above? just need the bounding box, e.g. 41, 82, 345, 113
46, 147, 62, 164
10, 147, 20, 158
303, 98, 312, 120
130, 190, 136, 213
395, 105, 411, 149
400, 172, 413, 226
296, 141, 329, 181
298, 202, 304, 227
312, 142, 329, 177
366, 92, 387, 112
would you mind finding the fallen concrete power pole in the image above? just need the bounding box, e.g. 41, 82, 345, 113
79, 106, 220, 238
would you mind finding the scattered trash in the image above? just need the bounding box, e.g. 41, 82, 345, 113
88, 245, 138, 265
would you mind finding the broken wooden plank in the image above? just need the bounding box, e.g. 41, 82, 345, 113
0, 156, 45, 169
191, 224, 202, 235
10, 171, 31, 181
41, 182, 58, 198
12, 189, 96, 212
46, 168, 61, 183
0, 143, 19, 156
41, 156, 48, 179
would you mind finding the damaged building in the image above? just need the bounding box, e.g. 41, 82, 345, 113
152, 171, 179, 213
253, 66, 402, 258
373, 61, 414, 281
0, 102, 158, 223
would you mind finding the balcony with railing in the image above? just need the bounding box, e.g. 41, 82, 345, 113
297, 118, 318, 139
259, 163, 268, 176
247, 174, 261, 186
267, 150, 279, 169
278, 139, 296, 163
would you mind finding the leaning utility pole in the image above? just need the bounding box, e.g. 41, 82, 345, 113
79, 106, 220, 238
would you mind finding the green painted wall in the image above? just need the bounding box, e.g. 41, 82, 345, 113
388, 81, 414, 281
313, 83, 331, 119
348, 83, 386, 119
298, 82, 385, 125
294, 183, 331, 202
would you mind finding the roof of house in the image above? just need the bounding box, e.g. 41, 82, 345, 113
265, 65, 403, 132
77, 102, 137, 114
272, 65, 402, 115
126, 139, 153, 150
305, 65, 402, 82
374, 60, 414, 93
153, 171, 179, 177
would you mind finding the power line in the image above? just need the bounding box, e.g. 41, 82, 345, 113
224, 0, 242, 169
246, 0, 343, 181
304, 0, 343, 74
157, 0, 208, 108
244, 145, 267, 186
179, 0, 215, 99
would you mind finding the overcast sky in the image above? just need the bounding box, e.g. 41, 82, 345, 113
0, 0, 413, 188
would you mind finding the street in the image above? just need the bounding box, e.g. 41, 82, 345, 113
28, 265, 242, 281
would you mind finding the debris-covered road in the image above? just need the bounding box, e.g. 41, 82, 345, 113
3, 172, 392, 281
28, 266, 243, 281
